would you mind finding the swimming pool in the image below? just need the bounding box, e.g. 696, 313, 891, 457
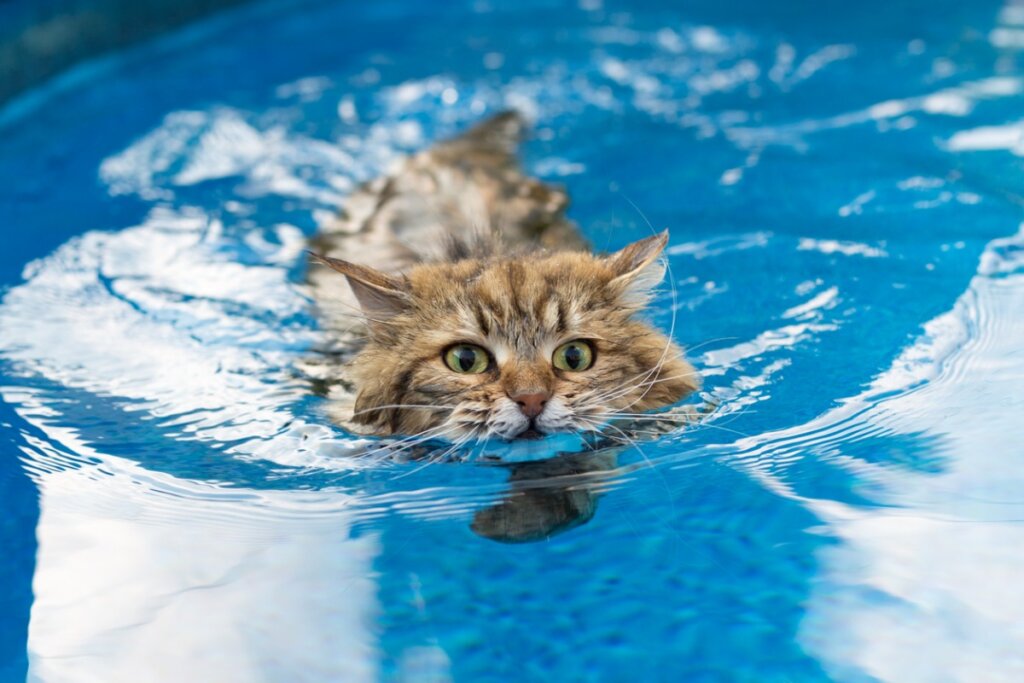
2, 0, 1023, 680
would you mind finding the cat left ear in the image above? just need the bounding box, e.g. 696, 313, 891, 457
606, 230, 669, 306
309, 252, 411, 319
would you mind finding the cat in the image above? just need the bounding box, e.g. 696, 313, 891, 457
309, 111, 700, 448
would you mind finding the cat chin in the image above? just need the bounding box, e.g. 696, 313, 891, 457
472, 432, 590, 463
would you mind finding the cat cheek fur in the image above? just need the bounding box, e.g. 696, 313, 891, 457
563, 334, 699, 423
349, 352, 452, 435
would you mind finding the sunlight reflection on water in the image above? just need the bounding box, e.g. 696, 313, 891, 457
2, 0, 1024, 680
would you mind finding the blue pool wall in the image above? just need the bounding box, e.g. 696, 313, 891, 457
0, 0, 254, 104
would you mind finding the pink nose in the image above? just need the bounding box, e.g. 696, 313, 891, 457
509, 390, 549, 418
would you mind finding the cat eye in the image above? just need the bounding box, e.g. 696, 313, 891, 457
552, 340, 595, 372
443, 344, 491, 374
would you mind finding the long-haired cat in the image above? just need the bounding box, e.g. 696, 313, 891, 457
310, 111, 699, 450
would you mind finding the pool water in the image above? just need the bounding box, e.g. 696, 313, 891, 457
2, 0, 1024, 680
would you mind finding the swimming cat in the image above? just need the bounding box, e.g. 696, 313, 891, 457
309, 111, 700, 449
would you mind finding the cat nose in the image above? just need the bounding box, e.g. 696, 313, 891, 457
509, 390, 550, 418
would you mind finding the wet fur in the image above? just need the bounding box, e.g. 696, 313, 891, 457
310, 112, 699, 442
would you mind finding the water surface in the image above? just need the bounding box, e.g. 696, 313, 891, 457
2, 0, 1024, 681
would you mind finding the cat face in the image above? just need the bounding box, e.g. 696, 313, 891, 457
315, 232, 698, 442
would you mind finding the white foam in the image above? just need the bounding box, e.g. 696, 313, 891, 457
947, 121, 1024, 155
797, 238, 887, 258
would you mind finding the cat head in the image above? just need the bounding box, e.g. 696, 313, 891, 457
313, 231, 698, 442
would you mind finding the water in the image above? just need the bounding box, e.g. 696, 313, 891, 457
2, 0, 1024, 680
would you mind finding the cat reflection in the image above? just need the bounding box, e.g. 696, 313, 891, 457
471, 449, 620, 543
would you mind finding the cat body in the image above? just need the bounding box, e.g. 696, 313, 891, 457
309, 111, 582, 328
310, 112, 698, 445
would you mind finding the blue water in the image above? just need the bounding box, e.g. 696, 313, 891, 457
2, 0, 1024, 680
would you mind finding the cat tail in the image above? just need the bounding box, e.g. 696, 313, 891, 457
428, 109, 529, 169
430, 110, 588, 253
446, 109, 528, 156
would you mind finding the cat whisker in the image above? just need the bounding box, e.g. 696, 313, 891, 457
582, 419, 681, 442
619, 198, 686, 405
388, 452, 445, 480
574, 414, 665, 442
614, 366, 702, 411
577, 368, 699, 409
439, 433, 476, 461
573, 416, 625, 441
354, 423, 458, 460
598, 407, 705, 419
596, 411, 752, 439
385, 436, 469, 479
389, 428, 478, 479
601, 407, 753, 421
682, 336, 741, 355
689, 422, 754, 439
351, 403, 458, 417
582, 403, 752, 443
587, 418, 658, 469
588, 347, 679, 403
564, 302, 683, 410
578, 333, 696, 405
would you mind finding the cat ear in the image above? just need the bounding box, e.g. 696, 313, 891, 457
606, 231, 669, 306
309, 252, 410, 319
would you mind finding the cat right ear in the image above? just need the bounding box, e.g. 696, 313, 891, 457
309, 252, 410, 319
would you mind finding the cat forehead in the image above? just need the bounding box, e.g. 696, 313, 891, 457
408, 253, 611, 298
406, 256, 614, 344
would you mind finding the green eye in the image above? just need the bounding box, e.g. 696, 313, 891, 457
443, 344, 490, 374
553, 340, 594, 372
